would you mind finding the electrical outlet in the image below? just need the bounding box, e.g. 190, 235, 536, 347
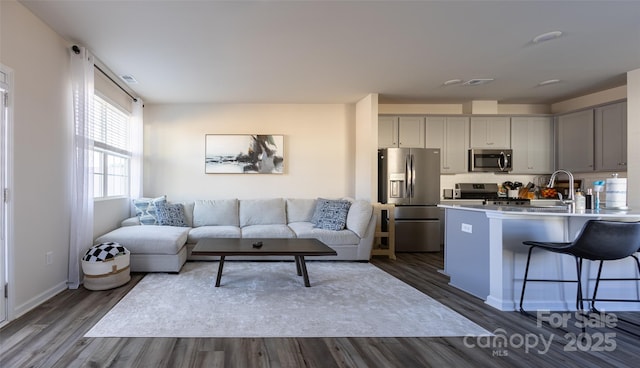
461, 223, 472, 233
46, 252, 53, 265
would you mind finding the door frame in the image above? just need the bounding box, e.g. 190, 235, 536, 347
0, 64, 14, 326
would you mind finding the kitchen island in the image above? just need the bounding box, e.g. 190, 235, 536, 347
439, 204, 640, 311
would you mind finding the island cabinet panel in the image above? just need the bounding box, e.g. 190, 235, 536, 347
510, 117, 554, 174
443, 209, 490, 299
595, 101, 627, 171
556, 109, 594, 172
470, 116, 510, 148
425, 116, 469, 174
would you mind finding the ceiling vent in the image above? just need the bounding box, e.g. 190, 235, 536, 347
462, 78, 494, 86
120, 75, 138, 84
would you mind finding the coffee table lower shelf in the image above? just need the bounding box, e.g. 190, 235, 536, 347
191, 238, 338, 287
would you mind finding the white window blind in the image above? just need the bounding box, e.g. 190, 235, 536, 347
92, 95, 131, 198
92, 95, 130, 155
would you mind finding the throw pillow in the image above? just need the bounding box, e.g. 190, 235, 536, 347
312, 198, 351, 231
155, 202, 189, 227
133, 196, 166, 225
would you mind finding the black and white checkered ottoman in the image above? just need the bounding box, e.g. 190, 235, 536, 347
81, 242, 131, 290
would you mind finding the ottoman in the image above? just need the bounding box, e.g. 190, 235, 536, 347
82, 242, 131, 290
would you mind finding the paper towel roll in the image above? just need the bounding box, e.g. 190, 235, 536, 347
605, 177, 627, 209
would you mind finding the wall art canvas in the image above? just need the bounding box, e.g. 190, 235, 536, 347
205, 134, 284, 174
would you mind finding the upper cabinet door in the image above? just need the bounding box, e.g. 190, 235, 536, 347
470, 117, 510, 148
378, 116, 399, 148
511, 117, 554, 174
398, 116, 425, 148
556, 109, 594, 172
425, 116, 469, 174
595, 102, 627, 171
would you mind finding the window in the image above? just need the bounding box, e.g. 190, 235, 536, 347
91, 95, 130, 198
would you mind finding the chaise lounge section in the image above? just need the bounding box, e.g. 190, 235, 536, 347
95, 198, 376, 272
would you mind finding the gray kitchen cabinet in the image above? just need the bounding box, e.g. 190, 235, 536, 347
470, 116, 510, 148
398, 116, 425, 148
510, 117, 554, 174
378, 116, 399, 148
425, 116, 469, 174
595, 102, 627, 171
556, 109, 594, 172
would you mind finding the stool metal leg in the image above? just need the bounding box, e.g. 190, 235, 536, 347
519, 246, 535, 313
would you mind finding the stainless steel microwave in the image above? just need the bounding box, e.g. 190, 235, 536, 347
468, 149, 513, 172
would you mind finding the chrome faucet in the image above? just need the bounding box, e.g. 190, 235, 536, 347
547, 169, 575, 203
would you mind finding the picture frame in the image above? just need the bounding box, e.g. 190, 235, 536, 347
205, 134, 284, 174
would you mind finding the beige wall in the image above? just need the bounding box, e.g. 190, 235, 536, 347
1, 0, 71, 318
355, 94, 378, 201
627, 69, 639, 209
144, 104, 357, 201
551, 85, 627, 114
379, 103, 551, 115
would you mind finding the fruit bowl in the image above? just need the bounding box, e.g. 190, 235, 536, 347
540, 187, 558, 199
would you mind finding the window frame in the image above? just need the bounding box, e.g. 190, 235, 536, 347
91, 93, 132, 200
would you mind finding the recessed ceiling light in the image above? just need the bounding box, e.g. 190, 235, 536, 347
532, 31, 563, 44
443, 79, 463, 86
538, 79, 561, 86
462, 78, 494, 86
120, 75, 138, 84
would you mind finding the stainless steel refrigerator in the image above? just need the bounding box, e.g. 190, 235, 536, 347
378, 148, 441, 252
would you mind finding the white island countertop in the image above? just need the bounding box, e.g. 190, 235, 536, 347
438, 203, 640, 218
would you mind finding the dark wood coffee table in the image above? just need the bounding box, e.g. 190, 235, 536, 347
191, 238, 337, 287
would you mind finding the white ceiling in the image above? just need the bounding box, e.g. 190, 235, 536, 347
19, 0, 640, 105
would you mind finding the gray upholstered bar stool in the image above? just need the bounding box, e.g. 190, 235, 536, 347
519, 220, 640, 315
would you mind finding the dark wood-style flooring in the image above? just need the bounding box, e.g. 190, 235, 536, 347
1, 253, 639, 367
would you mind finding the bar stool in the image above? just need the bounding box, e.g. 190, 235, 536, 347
519, 220, 640, 315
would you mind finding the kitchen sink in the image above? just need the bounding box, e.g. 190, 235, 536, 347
523, 205, 570, 212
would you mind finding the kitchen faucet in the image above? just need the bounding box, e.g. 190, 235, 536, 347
547, 169, 575, 203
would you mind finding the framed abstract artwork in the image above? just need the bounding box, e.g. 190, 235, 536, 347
205, 134, 284, 174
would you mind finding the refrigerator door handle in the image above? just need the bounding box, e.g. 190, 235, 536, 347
404, 155, 410, 198
410, 154, 415, 198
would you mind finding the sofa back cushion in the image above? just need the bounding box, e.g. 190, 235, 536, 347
193, 199, 239, 227
239, 198, 286, 226
286, 198, 317, 223
346, 199, 373, 237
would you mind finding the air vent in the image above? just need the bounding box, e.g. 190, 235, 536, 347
462, 78, 494, 86
120, 75, 138, 84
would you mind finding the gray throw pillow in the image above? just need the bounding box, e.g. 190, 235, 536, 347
312, 198, 351, 231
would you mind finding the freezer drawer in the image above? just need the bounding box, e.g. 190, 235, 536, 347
395, 219, 441, 252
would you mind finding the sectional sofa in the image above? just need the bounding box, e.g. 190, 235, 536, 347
95, 198, 376, 272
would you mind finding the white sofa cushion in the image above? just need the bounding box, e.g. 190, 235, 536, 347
346, 200, 373, 238
286, 198, 317, 223
179, 201, 195, 227
288, 222, 360, 245
95, 226, 189, 255
188, 226, 242, 243
193, 199, 239, 227
239, 198, 286, 226
241, 224, 295, 238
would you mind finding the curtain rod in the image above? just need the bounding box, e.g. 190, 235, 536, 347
72, 45, 139, 103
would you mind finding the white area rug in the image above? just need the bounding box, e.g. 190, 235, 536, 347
85, 261, 491, 338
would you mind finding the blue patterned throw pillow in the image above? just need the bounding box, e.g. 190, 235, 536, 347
133, 196, 166, 225
312, 198, 351, 231
155, 202, 189, 227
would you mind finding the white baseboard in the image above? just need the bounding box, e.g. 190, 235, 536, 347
12, 281, 68, 321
